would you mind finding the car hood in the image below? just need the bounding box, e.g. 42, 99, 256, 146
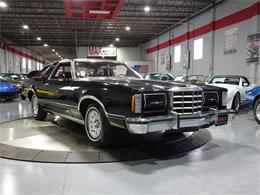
79, 77, 201, 92
0, 80, 19, 92
207, 83, 238, 91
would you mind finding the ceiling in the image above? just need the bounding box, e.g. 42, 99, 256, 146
0, 0, 216, 61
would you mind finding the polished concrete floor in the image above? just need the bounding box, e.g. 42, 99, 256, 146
0, 100, 260, 195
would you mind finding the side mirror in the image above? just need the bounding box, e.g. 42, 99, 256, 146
243, 83, 249, 87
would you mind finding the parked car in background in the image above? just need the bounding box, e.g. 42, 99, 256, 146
174, 75, 207, 84
24, 59, 232, 146
246, 86, 260, 124
0, 75, 20, 101
174, 75, 188, 83
143, 73, 175, 81
0, 73, 24, 90
207, 75, 254, 111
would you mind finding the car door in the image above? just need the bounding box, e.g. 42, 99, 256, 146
239, 77, 251, 103
36, 61, 74, 116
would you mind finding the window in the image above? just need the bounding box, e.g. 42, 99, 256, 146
51, 63, 72, 80
174, 45, 181, 63
28, 59, 32, 70
194, 38, 203, 60
224, 28, 238, 54
22, 58, 26, 69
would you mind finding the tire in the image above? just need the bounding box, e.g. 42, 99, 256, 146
84, 103, 114, 146
254, 99, 260, 124
20, 94, 26, 100
31, 95, 47, 121
232, 93, 241, 112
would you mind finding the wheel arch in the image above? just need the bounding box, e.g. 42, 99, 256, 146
27, 89, 36, 101
253, 95, 260, 108
78, 95, 107, 118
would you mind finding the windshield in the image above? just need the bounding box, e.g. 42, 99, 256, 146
0, 75, 10, 82
0, 74, 11, 81
209, 76, 240, 85
74, 61, 141, 79
174, 76, 187, 82
143, 74, 161, 80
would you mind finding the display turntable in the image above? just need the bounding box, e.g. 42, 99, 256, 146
0, 114, 211, 163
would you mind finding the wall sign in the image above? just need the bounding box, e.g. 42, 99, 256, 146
87, 47, 117, 57
247, 33, 260, 64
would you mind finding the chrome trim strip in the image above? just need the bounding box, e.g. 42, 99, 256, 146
44, 109, 85, 125
78, 95, 106, 113
38, 99, 78, 109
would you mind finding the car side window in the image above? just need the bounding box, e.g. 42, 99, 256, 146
161, 74, 170, 81
50, 62, 72, 80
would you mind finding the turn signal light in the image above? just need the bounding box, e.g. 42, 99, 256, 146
131, 94, 142, 113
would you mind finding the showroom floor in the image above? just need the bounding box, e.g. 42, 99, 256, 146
0, 101, 259, 195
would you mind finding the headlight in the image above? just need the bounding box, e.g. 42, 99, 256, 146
131, 94, 142, 113
222, 91, 227, 106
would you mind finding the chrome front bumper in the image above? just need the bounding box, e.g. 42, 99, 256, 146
126, 109, 235, 134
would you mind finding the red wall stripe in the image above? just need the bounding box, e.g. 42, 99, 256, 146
147, 2, 260, 54
0, 44, 44, 64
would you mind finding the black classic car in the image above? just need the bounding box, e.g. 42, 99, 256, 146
24, 59, 231, 146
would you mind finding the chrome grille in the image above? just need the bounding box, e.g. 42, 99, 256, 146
172, 90, 203, 115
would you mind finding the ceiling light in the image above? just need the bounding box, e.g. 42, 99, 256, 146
115, 37, 120, 42
109, 44, 114, 47
36, 37, 41, 41
61, 57, 63, 60
56, 52, 59, 55
0, 1, 7, 8
59, 55, 61, 58
43, 44, 48, 47
144, 6, 150, 12
89, 10, 110, 15
22, 25, 29, 30
52, 49, 55, 52
125, 26, 131, 31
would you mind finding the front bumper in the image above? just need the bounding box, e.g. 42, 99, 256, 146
126, 109, 235, 134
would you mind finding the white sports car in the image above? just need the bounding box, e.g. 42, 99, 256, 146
207, 75, 255, 111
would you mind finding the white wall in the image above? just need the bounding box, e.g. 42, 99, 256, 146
145, 0, 260, 84
0, 45, 45, 74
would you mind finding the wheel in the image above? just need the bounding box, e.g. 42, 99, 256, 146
254, 99, 260, 124
232, 93, 240, 112
84, 103, 114, 146
31, 95, 47, 121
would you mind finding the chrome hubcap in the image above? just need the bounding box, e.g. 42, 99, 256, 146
87, 108, 102, 140
256, 103, 260, 120
32, 96, 39, 116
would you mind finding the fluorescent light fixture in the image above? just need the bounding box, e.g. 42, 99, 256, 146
36, 37, 41, 41
59, 55, 61, 58
22, 25, 29, 30
61, 57, 63, 60
56, 52, 59, 55
43, 43, 48, 47
115, 37, 120, 42
109, 44, 114, 47
144, 6, 150, 12
89, 10, 110, 15
0, 1, 7, 8
125, 26, 131, 31
52, 49, 55, 52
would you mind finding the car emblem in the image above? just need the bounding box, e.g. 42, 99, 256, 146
208, 98, 216, 102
